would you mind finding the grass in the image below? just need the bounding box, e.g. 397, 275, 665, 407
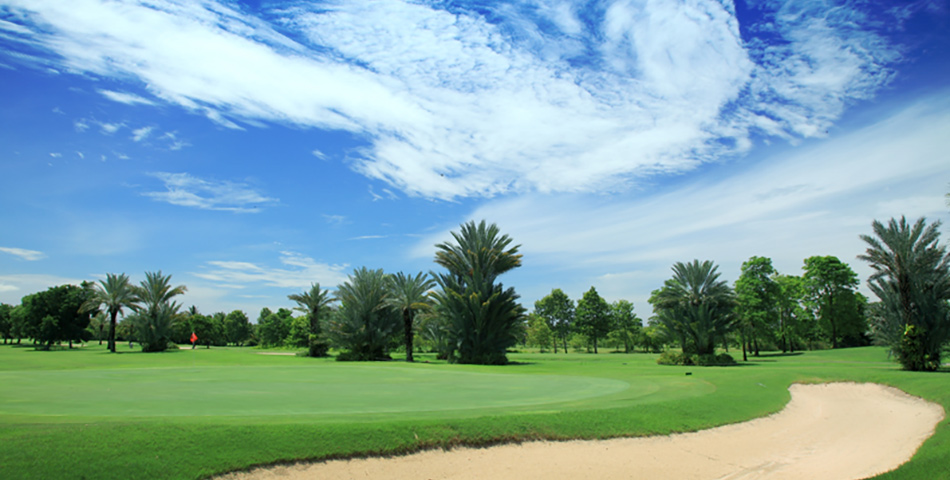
0, 343, 947, 479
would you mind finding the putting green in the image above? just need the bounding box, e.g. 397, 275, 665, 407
0, 364, 629, 418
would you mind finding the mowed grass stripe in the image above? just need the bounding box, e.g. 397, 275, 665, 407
0, 365, 629, 418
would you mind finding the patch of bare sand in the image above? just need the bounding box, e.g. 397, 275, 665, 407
217, 383, 944, 480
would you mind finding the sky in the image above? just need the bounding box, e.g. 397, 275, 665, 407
1, 0, 949, 321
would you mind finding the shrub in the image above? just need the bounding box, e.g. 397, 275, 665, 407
657, 351, 736, 366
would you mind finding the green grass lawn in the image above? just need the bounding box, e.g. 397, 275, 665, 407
0, 343, 947, 479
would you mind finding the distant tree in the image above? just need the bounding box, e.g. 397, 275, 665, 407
224, 310, 251, 346
285, 315, 311, 348
329, 267, 401, 361
859, 217, 950, 371
432, 220, 525, 365
385, 272, 435, 362
575, 287, 612, 353
534, 289, 575, 354
650, 260, 735, 356
773, 274, 805, 352
610, 300, 641, 353
87, 312, 108, 345
81, 273, 138, 353
133, 271, 186, 352
417, 311, 453, 360
23, 284, 93, 350
288, 283, 335, 357
802, 256, 859, 348
639, 324, 667, 353
735, 256, 780, 360
525, 313, 554, 351
0, 303, 13, 344
258, 308, 293, 348
188, 313, 214, 348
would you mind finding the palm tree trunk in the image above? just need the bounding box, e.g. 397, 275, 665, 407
403, 307, 414, 362
108, 310, 118, 353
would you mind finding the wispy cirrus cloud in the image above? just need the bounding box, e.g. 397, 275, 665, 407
142, 172, 278, 213
193, 251, 348, 289
0, 246, 46, 261
98, 89, 156, 106
0, 0, 913, 199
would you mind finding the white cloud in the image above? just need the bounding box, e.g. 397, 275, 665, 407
0, 0, 906, 200
48, 152, 61, 158
323, 214, 346, 225
131, 126, 154, 142
75, 151, 84, 159
193, 251, 348, 290
142, 172, 278, 213
98, 89, 156, 106
98, 121, 124, 134
0, 246, 46, 261
0, 274, 87, 305
310, 148, 327, 160
411, 95, 950, 315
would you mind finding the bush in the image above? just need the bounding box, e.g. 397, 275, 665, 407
898, 325, 942, 372
657, 351, 736, 366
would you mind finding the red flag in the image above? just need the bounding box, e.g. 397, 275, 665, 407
190, 332, 198, 343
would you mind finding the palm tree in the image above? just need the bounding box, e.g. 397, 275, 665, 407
432, 220, 525, 365
859, 216, 950, 371
650, 260, 735, 356
133, 271, 187, 352
329, 267, 401, 361
386, 272, 435, 362
288, 283, 335, 357
81, 273, 139, 353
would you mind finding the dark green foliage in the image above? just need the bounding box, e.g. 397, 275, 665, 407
735, 256, 779, 360
656, 351, 736, 366
82, 273, 138, 353
0, 303, 12, 343
21, 283, 93, 349
860, 217, 950, 371
433, 220, 525, 365
132, 271, 186, 352
802, 256, 861, 348
386, 272, 435, 362
773, 274, 806, 353
534, 288, 575, 353
224, 310, 251, 346
329, 267, 401, 361
575, 287, 611, 353
288, 283, 335, 357
257, 308, 293, 347
650, 260, 735, 356
609, 300, 641, 353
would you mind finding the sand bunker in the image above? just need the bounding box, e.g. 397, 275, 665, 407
219, 383, 944, 480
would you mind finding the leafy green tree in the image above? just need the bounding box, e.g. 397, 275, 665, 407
417, 311, 452, 360
224, 310, 251, 346
0, 303, 12, 344
188, 313, 214, 348
650, 260, 735, 356
575, 287, 611, 353
209, 312, 228, 346
432, 220, 525, 365
81, 273, 138, 353
87, 312, 108, 345
133, 271, 187, 352
386, 272, 435, 362
802, 256, 859, 348
773, 274, 806, 352
329, 267, 400, 361
735, 256, 780, 360
258, 308, 293, 347
288, 283, 335, 357
610, 300, 641, 353
525, 313, 554, 351
285, 315, 311, 348
534, 288, 575, 353
23, 284, 94, 349
859, 217, 950, 371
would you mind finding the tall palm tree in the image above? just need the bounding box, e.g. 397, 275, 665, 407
651, 260, 734, 355
432, 220, 525, 365
81, 273, 138, 353
288, 283, 335, 357
330, 267, 401, 361
386, 272, 435, 362
859, 216, 950, 371
133, 271, 187, 352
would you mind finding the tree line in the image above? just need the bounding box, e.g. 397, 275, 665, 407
1, 216, 948, 371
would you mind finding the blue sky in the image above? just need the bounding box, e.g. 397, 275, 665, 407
1, 0, 948, 321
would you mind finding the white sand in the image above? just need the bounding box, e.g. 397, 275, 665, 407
218, 383, 944, 480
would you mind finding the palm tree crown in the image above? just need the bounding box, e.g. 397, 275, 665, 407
82, 273, 138, 353
386, 272, 435, 362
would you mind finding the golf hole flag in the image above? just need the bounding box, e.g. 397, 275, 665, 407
190, 332, 198, 344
